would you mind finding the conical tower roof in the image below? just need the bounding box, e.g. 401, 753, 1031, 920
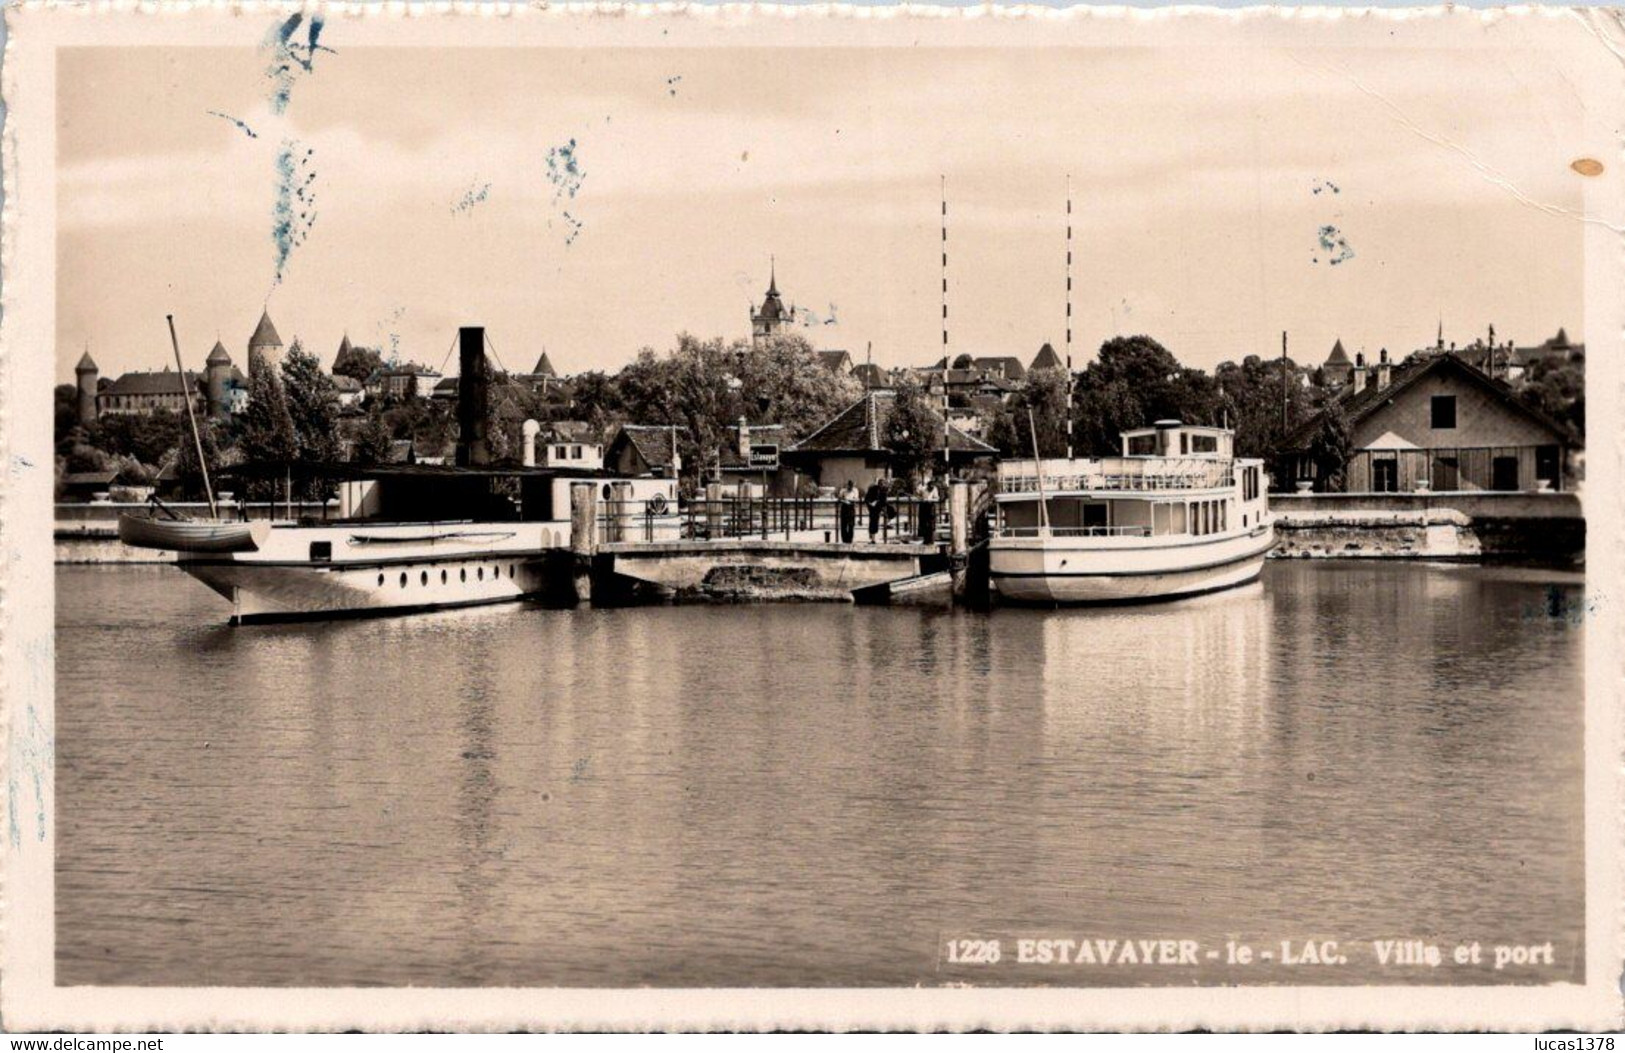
249, 309, 283, 349
531, 352, 557, 377
206, 339, 232, 365
1030, 342, 1064, 371
75, 350, 98, 373
337, 333, 353, 358
1324, 338, 1351, 367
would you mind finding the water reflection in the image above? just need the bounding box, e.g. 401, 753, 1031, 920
55, 562, 1583, 987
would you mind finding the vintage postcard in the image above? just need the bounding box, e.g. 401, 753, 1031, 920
2, 0, 1621, 1034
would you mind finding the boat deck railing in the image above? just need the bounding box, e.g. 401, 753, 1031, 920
997, 525, 1154, 539
998, 457, 1234, 494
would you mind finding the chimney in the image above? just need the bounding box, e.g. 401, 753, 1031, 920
1376, 348, 1391, 390
1351, 352, 1368, 394
455, 326, 491, 467
737, 416, 750, 456
522, 419, 541, 468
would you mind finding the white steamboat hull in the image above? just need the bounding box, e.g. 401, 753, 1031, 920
173, 520, 577, 624
990, 524, 1276, 606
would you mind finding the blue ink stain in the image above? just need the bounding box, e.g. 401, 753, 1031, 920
801, 303, 840, 328
207, 110, 258, 139
262, 14, 333, 115
1315, 225, 1354, 266
452, 180, 492, 216
666, 75, 683, 97
560, 210, 583, 246
1523, 586, 1597, 626
545, 139, 585, 203
272, 140, 319, 285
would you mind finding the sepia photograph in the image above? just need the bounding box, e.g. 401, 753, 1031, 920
4, 1, 1622, 1033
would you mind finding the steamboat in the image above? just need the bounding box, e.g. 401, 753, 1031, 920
118, 324, 679, 623
989, 420, 1275, 605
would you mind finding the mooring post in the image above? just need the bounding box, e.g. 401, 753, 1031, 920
570, 481, 597, 605
705, 482, 723, 540
949, 480, 970, 599
611, 481, 634, 544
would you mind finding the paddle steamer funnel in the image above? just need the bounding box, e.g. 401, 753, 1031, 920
456, 325, 491, 467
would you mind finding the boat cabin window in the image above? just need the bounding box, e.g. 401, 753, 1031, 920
1083, 504, 1108, 529
309, 541, 332, 563
1127, 434, 1156, 456
1180, 434, 1189, 455
1191, 434, 1218, 454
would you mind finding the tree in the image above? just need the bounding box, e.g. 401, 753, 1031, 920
1070, 335, 1221, 455
351, 411, 395, 466
736, 334, 861, 441
172, 418, 222, 501
951, 353, 975, 370
986, 367, 1071, 457
1519, 356, 1584, 440
1303, 391, 1353, 492
332, 342, 385, 383
282, 340, 342, 471
239, 348, 299, 498
1214, 353, 1316, 465
92, 410, 185, 467
881, 378, 943, 481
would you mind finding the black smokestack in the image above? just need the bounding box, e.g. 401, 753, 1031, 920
456, 326, 491, 467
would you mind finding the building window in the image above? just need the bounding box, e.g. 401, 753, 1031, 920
1373, 458, 1399, 493
1492, 456, 1520, 492
1431, 395, 1457, 429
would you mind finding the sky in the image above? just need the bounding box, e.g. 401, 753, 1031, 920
56, 32, 1590, 384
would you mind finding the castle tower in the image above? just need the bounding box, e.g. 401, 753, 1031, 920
248, 308, 284, 367
205, 339, 233, 419
750, 259, 796, 347
74, 349, 99, 426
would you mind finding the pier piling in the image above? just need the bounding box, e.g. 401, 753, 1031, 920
570, 481, 598, 604
949, 481, 970, 600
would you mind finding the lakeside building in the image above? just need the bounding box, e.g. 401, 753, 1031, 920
1029, 342, 1065, 372
1288, 351, 1574, 493
607, 424, 682, 478
784, 389, 997, 488
714, 418, 799, 496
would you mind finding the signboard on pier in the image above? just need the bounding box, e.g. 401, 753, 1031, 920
748, 444, 780, 470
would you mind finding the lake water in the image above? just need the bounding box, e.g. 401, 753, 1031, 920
55, 561, 1585, 987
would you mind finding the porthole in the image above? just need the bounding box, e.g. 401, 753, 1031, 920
460, 568, 467, 582
399, 572, 408, 587
478, 567, 484, 581
421, 571, 429, 586
441, 570, 448, 584
494, 565, 501, 580
377, 574, 385, 586
509, 564, 516, 578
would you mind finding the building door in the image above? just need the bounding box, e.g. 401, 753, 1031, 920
1372, 458, 1398, 493
1491, 456, 1520, 492
1432, 455, 1459, 492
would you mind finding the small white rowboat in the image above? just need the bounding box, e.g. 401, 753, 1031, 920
118, 513, 271, 554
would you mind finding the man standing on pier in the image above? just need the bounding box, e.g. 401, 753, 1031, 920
864, 478, 888, 542
837, 480, 860, 544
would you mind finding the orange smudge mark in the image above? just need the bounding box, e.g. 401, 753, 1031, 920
1571, 158, 1604, 177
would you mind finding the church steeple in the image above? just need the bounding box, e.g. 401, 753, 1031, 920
751, 257, 795, 347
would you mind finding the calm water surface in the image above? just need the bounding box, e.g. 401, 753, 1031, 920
56, 561, 1584, 986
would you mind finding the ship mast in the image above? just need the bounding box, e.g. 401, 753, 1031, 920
167, 314, 217, 518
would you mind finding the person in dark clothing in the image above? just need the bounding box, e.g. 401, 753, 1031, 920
836, 480, 860, 544
864, 479, 888, 541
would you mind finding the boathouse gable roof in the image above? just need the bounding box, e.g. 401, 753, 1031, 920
787, 390, 996, 458
1289, 352, 1575, 449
